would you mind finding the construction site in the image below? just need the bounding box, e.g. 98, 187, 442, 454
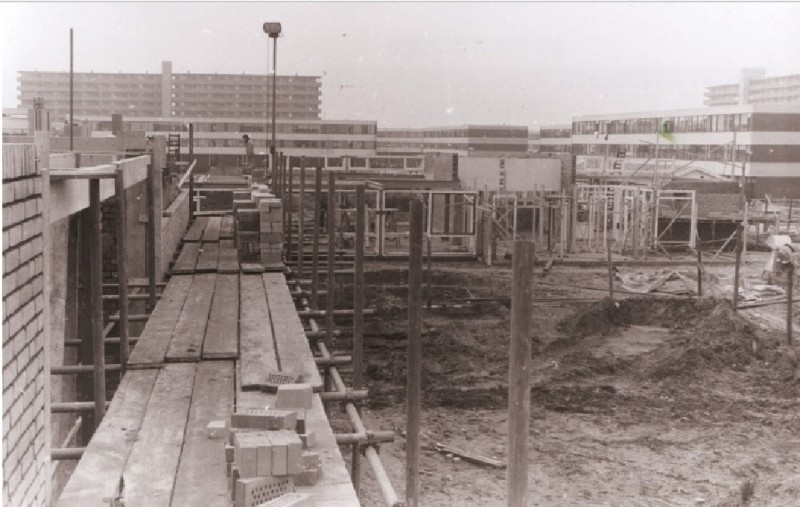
2, 123, 799, 506
3, 4, 800, 507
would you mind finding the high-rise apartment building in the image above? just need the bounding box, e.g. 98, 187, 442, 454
16, 60, 321, 121
705, 68, 800, 106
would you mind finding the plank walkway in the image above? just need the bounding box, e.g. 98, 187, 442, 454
58, 216, 359, 507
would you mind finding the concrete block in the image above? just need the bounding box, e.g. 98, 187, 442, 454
301, 451, 319, 469
206, 420, 228, 439
274, 384, 313, 410
282, 431, 302, 475
234, 431, 264, 478
267, 431, 287, 476
234, 476, 294, 507
258, 371, 300, 393
225, 444, 235, 463
298, 430, 315, 449
264, 410, 297, 431
256, 492, 313, 507
231, 409, 272, 430
256, 442, 273, 477
294, 466, 321, 487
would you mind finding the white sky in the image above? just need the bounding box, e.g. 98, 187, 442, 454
1, 2, 799, 128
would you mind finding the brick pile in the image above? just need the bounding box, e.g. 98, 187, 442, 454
211, 383, 319, 507
2, 144, 48, 506
233, 184, 284, 267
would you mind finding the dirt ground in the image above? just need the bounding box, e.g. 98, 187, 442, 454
329, 255, 800, 507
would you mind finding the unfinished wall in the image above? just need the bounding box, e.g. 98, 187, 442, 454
2, 144, 49, 507
161, 190, 190, 274
458, 157, 561, 192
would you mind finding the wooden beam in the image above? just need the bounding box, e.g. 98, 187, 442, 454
89, 179, 106, 426
406, 199, 424, 507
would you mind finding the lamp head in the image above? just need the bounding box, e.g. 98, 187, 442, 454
263, 22, 282, 37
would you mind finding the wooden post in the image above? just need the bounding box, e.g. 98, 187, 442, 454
188, 166, 195, 222
697, 242, 703, 297
352, 184, 366, 495
147, 138, 165, 311
507, 239, 535, 507
287, 162, 294, 265
788, 263, 794, 345
325, 171, 336, 400
312, 167, 321, 308
789, 199, 793, 234
606, 240, 614, 299
76, 211, 95, 441
406, 199, 424, 507
298, 157, 306, 278
733, 224, 743, 311
114, 168, 130, 367
426, 236, 433, 309
89, 179, 106, 426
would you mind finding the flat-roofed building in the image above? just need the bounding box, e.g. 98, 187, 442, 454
571, 104, 800, 197
538, 124, 572, 154
377, 125, 529, 158
705, 68, 800, 106
17, 60, 321, 121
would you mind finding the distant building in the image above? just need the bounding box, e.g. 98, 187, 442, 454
571, 104, 800, 197
705, 68, 800, 106
538, 124, 572, 154
16, 60, 321, 121
376, 125, 529, 158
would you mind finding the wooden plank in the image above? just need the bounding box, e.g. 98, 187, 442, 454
196, 242, 220, 273
217, 239, 239, 274
202, 274, 239, 359
263, 273, 323, 391
171, 361, 235, 507
184, 216, 208, 243
165, 274, 216, 362
219, 215, 235, 239
127, 275, 194, 369
171, 242, 200, 275
201, 216, 222, 242
56, 370, 159, 507
240, 275, 278, 389
121, 363, 196, 507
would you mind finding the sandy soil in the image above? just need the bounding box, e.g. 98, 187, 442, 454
330, 258, 800, 507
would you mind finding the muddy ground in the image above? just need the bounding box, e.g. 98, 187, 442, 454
327, 259, 800, 507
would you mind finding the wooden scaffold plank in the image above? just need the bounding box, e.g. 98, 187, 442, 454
239, 274, 278, 390
201, 216, 222, 242
196, 242, 220, 273
202, 274, 239, 359
165, 273, 216, 362
263, 273, 323, 391
127, 275, 194, 369
219, 215, 235, 240
121, 363, 197, 507
184, 216, 208, 243
172, 242, 201, 275
217, 239, 239, 274
55, 370, 159, 507
171, 361, 235, 507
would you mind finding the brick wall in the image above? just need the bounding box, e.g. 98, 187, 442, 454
161, 190, 190, 274
2, 144, 48, 507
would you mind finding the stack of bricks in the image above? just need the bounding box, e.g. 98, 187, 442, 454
219, 383, 319, 507
2, 144, 48, 507
257, 197, 283, 266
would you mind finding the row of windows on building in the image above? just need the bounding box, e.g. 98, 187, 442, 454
378, 127, 527, 139
201, 154, 420, 169
573, 143, 751, 162
183, 138, 376, 149
573, 114, 753, 135
540, 128, 571, 138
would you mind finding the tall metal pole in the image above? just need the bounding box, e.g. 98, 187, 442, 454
508, 239, 535, 507
352, 184, 366, 495
271, 36, 278, 183
406, 200, 424, 507
70, 28, 74, 152
298, 157, 306, 278
326, 171, 336, 400
266, 36, 271, 186
114, 169, 130, 367
312, 167, 322, 308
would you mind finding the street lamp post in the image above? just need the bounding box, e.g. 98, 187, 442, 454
264, 22, 282, 188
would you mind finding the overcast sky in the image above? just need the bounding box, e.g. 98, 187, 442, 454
2, 2, 799, 128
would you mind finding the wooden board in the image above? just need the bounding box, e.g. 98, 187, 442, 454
239, 275, 278, 389
171, 361, 235, 507
241, 262, 265, 273
263, 273, 323, 391
202, 274, 239, 359
55, 370, 159, 507
165, 274, 216, 362
201, 216, 222, 242
184, 216, 208, 243
217, 239, 239, 274
219, 215, 235, 239
121, 363, 196, 507
127, 275, 194, 369
172, 242, 201, 275
196, 242, 220, 273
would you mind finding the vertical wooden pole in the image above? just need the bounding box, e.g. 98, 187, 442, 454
325, 171, 336, 400
114, 168, 130, 367
312, 167, 321, 308
287, 162, 294, 265
406, 200, 424, 507
697, 243, 703, 297
352, 184, 366, 495
147, 138, 165, 311
76, 212, 94, 441
788, 263, 794, 345
299, 158, 306, 278
89, 179, 106, 426
426, 237, 433, 309
606, 240, 614, 299
188, 167, 195, 221
733, 224, 743, 312
508, 239, 535, 507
